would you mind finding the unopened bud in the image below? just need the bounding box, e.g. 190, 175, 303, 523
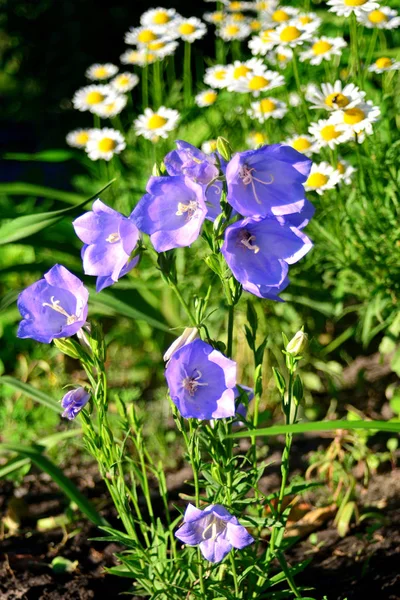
216, 137, 232, 162
152, 162, 162, 176
163, 327, 198, 363
286, 329, 308, 357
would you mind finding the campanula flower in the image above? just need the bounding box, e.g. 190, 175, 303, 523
73, 200, 140, 292
221, 216, 312, 300
132, 176, 207, 252
164, 141, 223, 222
225, 144, 311, 219
61, 387, 90, 420
165, 339, 236, 419
175, 503, 254, 563
17, 265, 89, 344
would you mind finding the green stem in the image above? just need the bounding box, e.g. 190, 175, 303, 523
230, 552, 240, 597
227, 303, 234, 358
168, 279, 197, 326
292, 51, 309, 124
142, 64, 149, 108
350, 13, 361, 84
184, 41, 192, 107
153, 60, 162, 107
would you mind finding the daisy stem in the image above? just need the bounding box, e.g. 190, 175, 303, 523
292, 51, 309, 124
232, 40, 241, 62
216, 37, 225, 63
350, 13, 361, 84
142, 64, 149, 108
184, 41, 192, 107
153, 60, 162, 107
168, 278, 197, 327
365, 28, 378, 74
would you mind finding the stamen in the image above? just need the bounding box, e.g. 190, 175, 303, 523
239, 230, 260, 254
239, 164, 274, 205
106, 232, 121, 243
42, 296, 78, 325
176, 200, 199, 220
201, 517, 225, 540
182, 368, 208, 396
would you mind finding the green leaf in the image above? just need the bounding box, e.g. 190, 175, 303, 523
0, 443, 107, 527
0, 180, 115, 245
230, 419, 400, 438
0, 376, 61, 412
3, 150, 76, 162
0, 183, 83, 205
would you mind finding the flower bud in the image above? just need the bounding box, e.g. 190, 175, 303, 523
61, 387, 90, 420
216, 136, 232, 162
286, 329, 308, 357
163, 327, 198, 363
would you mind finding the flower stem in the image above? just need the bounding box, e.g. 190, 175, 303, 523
142, 64, 149, 108
291, 51, 309, 124
227, 302, 234, 358
168, 279, 197, 327
153, 60, 162, 107
184, 41, 192, 107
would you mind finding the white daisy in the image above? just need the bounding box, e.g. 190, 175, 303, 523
203, 11, 226, 25
249, 18, 263, 32
91, 95, 128, 119
111, 72, 139, 93
234, 69, 285, 96
204, 64, 229, 89
267, 46, 293, 67
195, 89, 218, 107
309, 118, 353, 150
134, 107, 180, 142
306, 81, 366, 111
284, 134, 318, 155
66, 129, 94, 149
304, 162, 343, 195
140, 7, 178, 30
291, 12, 322, 32
86, 128, 126, 161
120, 49, 157, 66
327, 0, 379, 18
368, 57, 400, 73
218, 21, 251, 41
249, 0, 279, 11
226, 1, 254, 12
248, 97, 287, 122
263, 6, 299, 26
147, 40, 179, 59
85, 63, 118, 81
269, 23, 314, 48
173, 17, 207, 42
125, 26, 172, 46
224, 58, 261, 91
357, 6, 400, 28
288, 92, 301, 107
72, 84, 113, 112
330, 102, 381, 141
248, 29, 275, 55
246, 131, 269, 148
201, 140, 218, 154
336, 158, 356, 184
299, 37, 347, 65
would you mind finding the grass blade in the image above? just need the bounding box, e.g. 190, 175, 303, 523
0, 376, 61, 413
230, 419, 400, 438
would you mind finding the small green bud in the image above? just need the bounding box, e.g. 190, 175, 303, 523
286, 329, 308, 357
53, 338, 83, 360
152, 162, 162, 176
272, 367, 286, 395
216, 137, 232, 162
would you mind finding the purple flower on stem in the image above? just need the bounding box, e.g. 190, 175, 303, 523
226, 144, 312, 218
165, 339, 236, 419
73, 200, 140, 292
221, 216, 312, 300
17, 265, 89, 344
132, 176, 207, 252
175, 503, 254, 563
61, 387, 90, 420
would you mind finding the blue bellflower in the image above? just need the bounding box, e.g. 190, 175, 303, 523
226, 144, 312, 219
175, 503, 254, 563
221, 216, 312, 300
61, 387, 90, 420
73, 200, 140, 292
132, 176, 208, 252
165, 339, 237, 419
17, 265, 89, 344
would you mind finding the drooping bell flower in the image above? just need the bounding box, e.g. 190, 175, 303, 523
221, 216, 312, 300
61, 387, 90, 420
225, 144, 312, 219
175, 503, 254, 563
17, 265, 89, 344
73, 200, 140, 292
165, 339, 236, 419
132, 176, 207, 252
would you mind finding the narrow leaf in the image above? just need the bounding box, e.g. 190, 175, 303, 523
230, 419, 400, 438
0, 376, 61, 413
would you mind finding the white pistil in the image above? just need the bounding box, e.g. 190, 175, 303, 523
106, 232, 120, 243
239, 164, 274, 205
202, 517, 225, 540
176, 200, 198, 220
42, 296, 78, 325
240, 231, 260, 254
182, 368, 208, 396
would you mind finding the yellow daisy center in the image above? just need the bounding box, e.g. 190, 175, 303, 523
307, 173, 328, 187
280, 26, 301, 42
86, 91, 104, 105
299, 15, 313, 24
256, 1, 269, 9
149, 41, 166, 50
232, 13, 245, 21
343, 107, 365, 124
292, 137, 311, 151
146, 53, 156, 62
98, 138, 116, 152
203, 91, 217, 104
116, 75, 130, 86
249, 75, 269, 90
368, 9, 387, 23
233, 65, 251, 79
272, 9, 290, 22
211, 12, 224, 22
344, 0, 367, 6
312, 40, 332, 55
337, 162, 345, 174
320, 125, 341, 141
225, 24, 240, 35
93, 66, 108, 78
229, 1, 242, 11
375, 57, 392, 68
325, 92, 350, 108
148, 114, 168, 129
251, 132, 267, 145
179, 23, 196, 35
214, 69, 226, 80
261, 29, 273, 41
207, 140, 218, 151
260, 98, 276, 112
153, 11, 169, 24
250, 20, 261, 31
76, 132, 89, 145
138, 30, 157, 43
277, 53, 288, 62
